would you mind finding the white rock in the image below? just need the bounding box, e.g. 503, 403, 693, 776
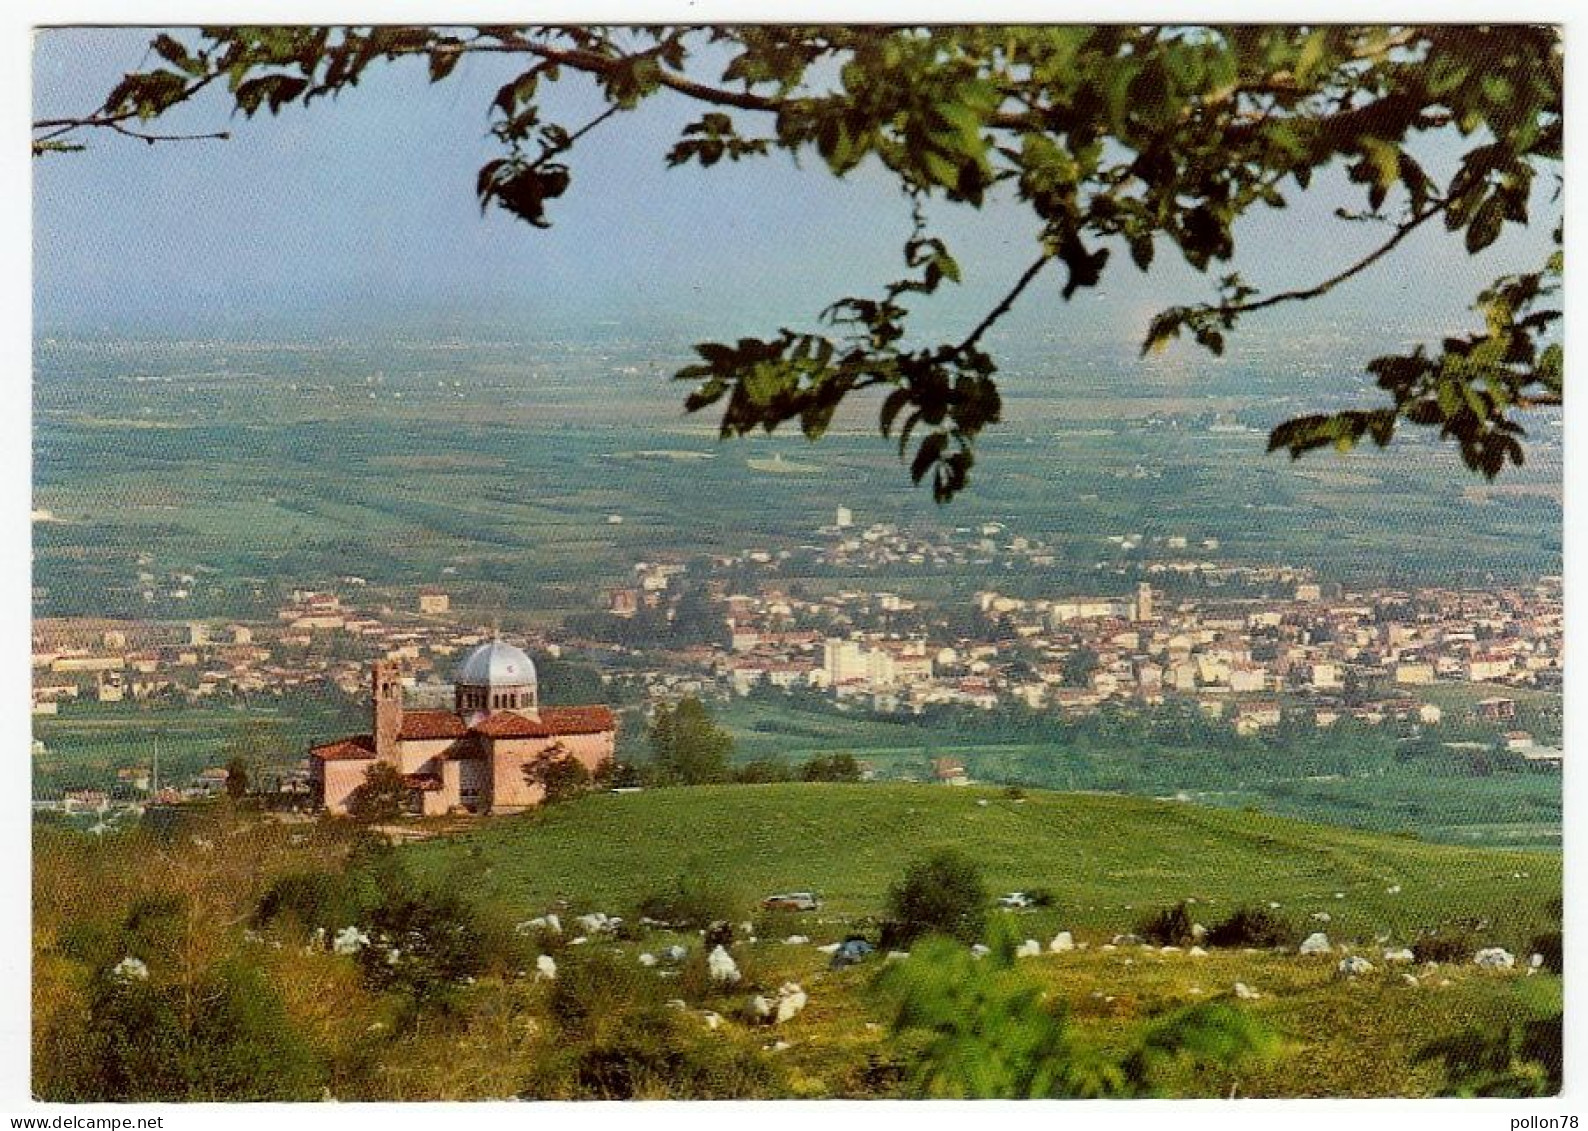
662, 945, 688, 962
1383, 948, 1416, 965
332, 926, 370, 955
1337, 955, 1374, 978
664, 998, 688, 1011
569, 936, 588, 946
1473, 947, 1515, 970
775, 983, 808, 1023
1386, 884, 1402, 895
1100, 944, 1117, 952
1016, 939, 1042, 958
702, 1011, 722, 1031
1530, 953, 1546, 969
638, 953, 658, 967
1334, 892, 1345, 900
1188, 946, 1208, 958
1311, 912, 1332, 922
1160, 945, 1182, 954
1190, 923, 1207, 942
784, 935, 809, 945
535, 954, 557, 982
749, 995, 773, 1019
815, 942, 841, 955
1401, 973, 1420, 987
1234, 982, 1260, 1000
970, 944, 991, 959
111, 956, 149, 982
1299, 932, 1332, 956
1049, 931, 1075, 953
708, 944, 741, 984
976, 799, 989, 807
885, 950, 910, 962
1268, 902, 1282, 910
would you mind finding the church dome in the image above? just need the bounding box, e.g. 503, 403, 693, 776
453, 639, 538, 688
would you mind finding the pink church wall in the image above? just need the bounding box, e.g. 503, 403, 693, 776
320, 759, 374, 815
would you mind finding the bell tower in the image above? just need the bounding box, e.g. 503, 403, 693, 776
373, 659, 403, 760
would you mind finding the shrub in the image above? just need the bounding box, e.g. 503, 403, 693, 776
734, 759, 793, 784
346, 763, 408, 824
635, 872, 740, 930
884, 850, 987, 947
1205, 905, 1298, 949
1024, 888, 1057, 909
254, 869, 360, 935
1136, 902, 1196, 946
800, 753, 861, 782
357, 884, 493, 1004
1413, 930, 1482, 965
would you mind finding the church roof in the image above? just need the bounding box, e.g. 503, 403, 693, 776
310, 734, 376, 761
453, 639, 537, 687
398, 710, 469, 740
471, 705, 617, 738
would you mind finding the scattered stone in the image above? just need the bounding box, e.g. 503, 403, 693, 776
970, 944, 992, 959
702, 1011, 722, 1031
1049, 931, 1075, 953
1299, 932, 1332, 956
1016, 939, 1042, 958
569, 936, 589, 946
111, 956, 148, 982
749, 995, 773, 1020
885, 950, 910, 962
1191, 923, 1207, 942
976, 799, 989, 807
1111, 933, 1143, 946
1160, 945, 1182, 954
708, 945, 741, 985
1473, 948, 1515, 970
535, 954, 557, 982
1268, 902, 1282, 910
332, 926, 370, 955
1311, 912, 1332, 923
1234, 982, 1260, 1000
774, 983, 808, 1024
1383, 948, 1415, 965
1401, 973, 1420, 987
638, 953, 658, 967
662, 945, 688, 963
1100, 944, 1117, 952
664, 999, 688, 1011
1336, 955, 1374, 978
1334, 892, 1345, 900
784, 935, 809, 945
1188, 946, 1208, 958
815, 942, 842, 955
1386, 884, 1402, 895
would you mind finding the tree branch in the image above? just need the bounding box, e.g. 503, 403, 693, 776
956, 253, 1053, 354
1206, 197, 1450, 319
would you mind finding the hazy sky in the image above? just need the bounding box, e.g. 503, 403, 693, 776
33, 27, 1559, 351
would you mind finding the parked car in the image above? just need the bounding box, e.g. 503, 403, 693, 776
760, 891, 821, 912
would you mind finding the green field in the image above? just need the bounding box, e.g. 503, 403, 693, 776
403, 784, 1560, 950
389, 783, 1559, 1097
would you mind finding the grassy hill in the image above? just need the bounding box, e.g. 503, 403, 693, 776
404, 783, 1560, 952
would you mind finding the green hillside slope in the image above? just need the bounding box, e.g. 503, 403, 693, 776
404, 783, 1559, 950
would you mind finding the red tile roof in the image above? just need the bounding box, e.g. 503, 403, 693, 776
471, 705, 617, 738
402, 773, 442, 791
398, 710, 469, 740
310, 734, 375, 761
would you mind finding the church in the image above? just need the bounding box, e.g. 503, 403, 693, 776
310, 638, 616, 816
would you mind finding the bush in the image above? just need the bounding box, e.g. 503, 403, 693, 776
734, 759, 793, 784
884, 850, 987, 947
635, 872, 740, 930
801, 753, 861, 782
1413, 930, 1482, 965
1137, 902, 1196, 946
254, 869, 360, 935
1205, 905, 1298, 949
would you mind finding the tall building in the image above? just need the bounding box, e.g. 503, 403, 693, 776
310, 638, 616, 817
1134, 582, 1154, 623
